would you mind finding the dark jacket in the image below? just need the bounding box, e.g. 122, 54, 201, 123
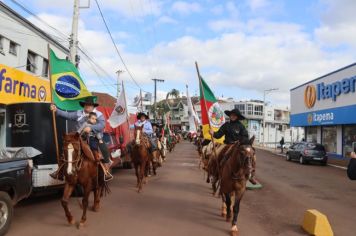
347, 158, 356, 180
280, 138, 285, 145
213, 120, 249, 144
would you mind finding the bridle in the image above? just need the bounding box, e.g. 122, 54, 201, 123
62, 139, 83, 175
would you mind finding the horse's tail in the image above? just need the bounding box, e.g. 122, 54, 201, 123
100, 181, 111, 197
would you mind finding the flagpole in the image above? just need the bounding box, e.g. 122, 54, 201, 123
47, 44, 60, 165
122, 81, 132, 141
195, 61, 218, 159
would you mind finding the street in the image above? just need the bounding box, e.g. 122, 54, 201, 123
7, 141, 356, 236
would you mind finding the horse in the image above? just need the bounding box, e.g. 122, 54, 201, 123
131, 126, 152, 192
219, 137, 255, 236
60, 132, 109, 228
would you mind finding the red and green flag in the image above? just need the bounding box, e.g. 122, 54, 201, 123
199, 76, 225, 143
49, 49, 94, 111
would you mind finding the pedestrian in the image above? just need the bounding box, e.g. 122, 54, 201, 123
280, 137, 285, 153
49, 97, 111, 180
348, 152, 356, 180
209, 108, 257, 185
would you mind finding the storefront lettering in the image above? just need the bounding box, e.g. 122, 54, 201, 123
313, 112, 334, 123
0, 69, 37, 99
317, 76, 356, 101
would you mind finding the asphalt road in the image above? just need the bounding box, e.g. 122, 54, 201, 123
7, 141, 356, 236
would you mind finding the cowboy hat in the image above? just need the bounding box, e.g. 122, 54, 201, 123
79, 97, 99, 107
137, 112, 149, 119
224, 108, 246, 120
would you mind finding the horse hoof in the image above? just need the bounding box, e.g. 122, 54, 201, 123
77, 222, 85, 229
231, 225, 239, 236
92, 205, 100, 212
68, 219, 76, 225
221, 213, 226, 217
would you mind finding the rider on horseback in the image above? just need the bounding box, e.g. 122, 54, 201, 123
209, 108, 257, 184
134, 112, 157, 152
50, 97, 112, 180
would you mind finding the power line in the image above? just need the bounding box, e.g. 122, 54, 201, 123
94, 0, 142, 89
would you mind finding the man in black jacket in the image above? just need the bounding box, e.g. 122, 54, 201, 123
209, 108, 257, 184
348, 152, 356, 180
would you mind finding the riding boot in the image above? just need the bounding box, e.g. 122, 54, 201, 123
49, 165, 64, 181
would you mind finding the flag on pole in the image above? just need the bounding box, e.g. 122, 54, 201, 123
109, 81, 128, 128
186, 85, 199, 133
49, 49, 93, 110
199, 76, 225, 143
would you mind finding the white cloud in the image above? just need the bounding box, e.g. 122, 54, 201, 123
210, 4, 224, 15
157, 16, 178, 25
247, 0, 269, 11
171, 1, 201, 15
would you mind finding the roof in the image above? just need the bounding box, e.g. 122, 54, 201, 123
93, 92, 116, 108
290, 62, 356, 91
0, 2, 68, 53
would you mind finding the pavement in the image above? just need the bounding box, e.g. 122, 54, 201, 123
7, 141, 356, 236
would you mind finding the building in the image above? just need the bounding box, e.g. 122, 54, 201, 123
291, 62, 356, 164
194, 99, 303, 146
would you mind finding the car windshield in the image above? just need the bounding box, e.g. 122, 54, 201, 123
306, 143, 325, 151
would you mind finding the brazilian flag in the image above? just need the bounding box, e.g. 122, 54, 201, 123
49, 49, 93, 111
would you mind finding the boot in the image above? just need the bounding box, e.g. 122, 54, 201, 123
102, 162, 113, 181
249, 176, 257, 185
49, 166, 64, 181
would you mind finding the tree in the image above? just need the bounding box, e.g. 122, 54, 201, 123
165, 89, 180, 109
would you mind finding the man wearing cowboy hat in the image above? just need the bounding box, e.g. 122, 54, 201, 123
134, 112, 159, 151
49, 96, 111, 180
209, 108, 257, 184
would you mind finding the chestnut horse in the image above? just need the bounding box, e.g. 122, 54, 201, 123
220, 137, 255, 236
131, 126, 152, 192
60, 132, 109, 228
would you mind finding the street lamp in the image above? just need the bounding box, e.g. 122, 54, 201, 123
262, 88, 279, 147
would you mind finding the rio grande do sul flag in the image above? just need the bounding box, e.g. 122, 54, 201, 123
49, 49, 93, 111
199, 76, 225, 143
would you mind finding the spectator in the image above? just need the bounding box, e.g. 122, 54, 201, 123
280, 137, 285, 153
348, 152, 356, 180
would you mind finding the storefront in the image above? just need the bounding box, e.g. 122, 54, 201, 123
290, 63, 356, 163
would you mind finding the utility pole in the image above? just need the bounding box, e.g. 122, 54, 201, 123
116, 70, 124, 97
152, 78, 165, 122
69, 0, 90, 67
262, 88, 279, 147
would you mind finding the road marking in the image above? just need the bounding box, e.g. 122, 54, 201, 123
327, 164, 347, 170
181, 163, 196, 167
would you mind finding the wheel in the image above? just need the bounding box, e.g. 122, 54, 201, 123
286, 153, 291, 161
299, 156, 306, 165
0, 192, 13, 236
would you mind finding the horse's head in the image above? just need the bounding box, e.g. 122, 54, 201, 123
134, 125, 144, 145
231, 136, 256, 171
62, 132, 82, 175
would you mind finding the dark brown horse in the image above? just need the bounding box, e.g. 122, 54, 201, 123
219, 137, 255, 236
131, 126, 152, 192
60, 132, 108, 228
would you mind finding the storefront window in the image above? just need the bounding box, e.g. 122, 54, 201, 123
306, 126, 317, 143
322, 126, 337, 153
343, 125, 356, 157
0, 107, 5, 148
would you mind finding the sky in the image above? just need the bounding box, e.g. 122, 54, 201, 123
3, 0, 356, 109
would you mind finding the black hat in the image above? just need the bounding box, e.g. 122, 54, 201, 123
224, 108, 245, 120
137, 112, 149, 120
79, 97, 99, 107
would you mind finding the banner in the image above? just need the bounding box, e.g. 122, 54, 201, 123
108, 82, 128, 128
0, 64, 51, 105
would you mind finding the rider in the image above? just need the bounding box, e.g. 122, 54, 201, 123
50, 97, 111, 180
209, 108, 257, 184
134, 113, 157, 152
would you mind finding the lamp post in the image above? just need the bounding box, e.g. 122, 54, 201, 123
262, 88, 279, 147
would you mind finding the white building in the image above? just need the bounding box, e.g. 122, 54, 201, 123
194, 99, 304, 146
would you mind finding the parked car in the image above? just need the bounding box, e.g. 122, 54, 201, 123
286, 142, 328, 165
0, 150, 35, 235
276, 143, 291, 149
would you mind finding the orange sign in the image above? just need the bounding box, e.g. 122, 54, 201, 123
304, 85, 316, 109
0, 64, 51, 105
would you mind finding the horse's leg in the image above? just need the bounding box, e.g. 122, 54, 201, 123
221, 195, 227, 217
61, 183, 76, 225
138, 163, 145, 192
79, 183, 92, 228
231, 187, 245, 236
225, 194, 232, 222
92, 186, 101, 212
135, 164, 140, 188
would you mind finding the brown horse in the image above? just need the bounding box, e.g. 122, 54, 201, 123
60, 132, 108, 228
131, 126, 152, 192
219, 137, 255, 236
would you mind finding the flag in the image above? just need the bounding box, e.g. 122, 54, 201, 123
49, 49, 93, 110
199, 76, 225, 143
186, 85, 199, 133
108, 82, 128, 128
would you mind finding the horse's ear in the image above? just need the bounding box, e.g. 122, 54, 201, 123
249, 136, 255, 145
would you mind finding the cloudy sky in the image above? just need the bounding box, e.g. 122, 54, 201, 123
4, 0, 356, 108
